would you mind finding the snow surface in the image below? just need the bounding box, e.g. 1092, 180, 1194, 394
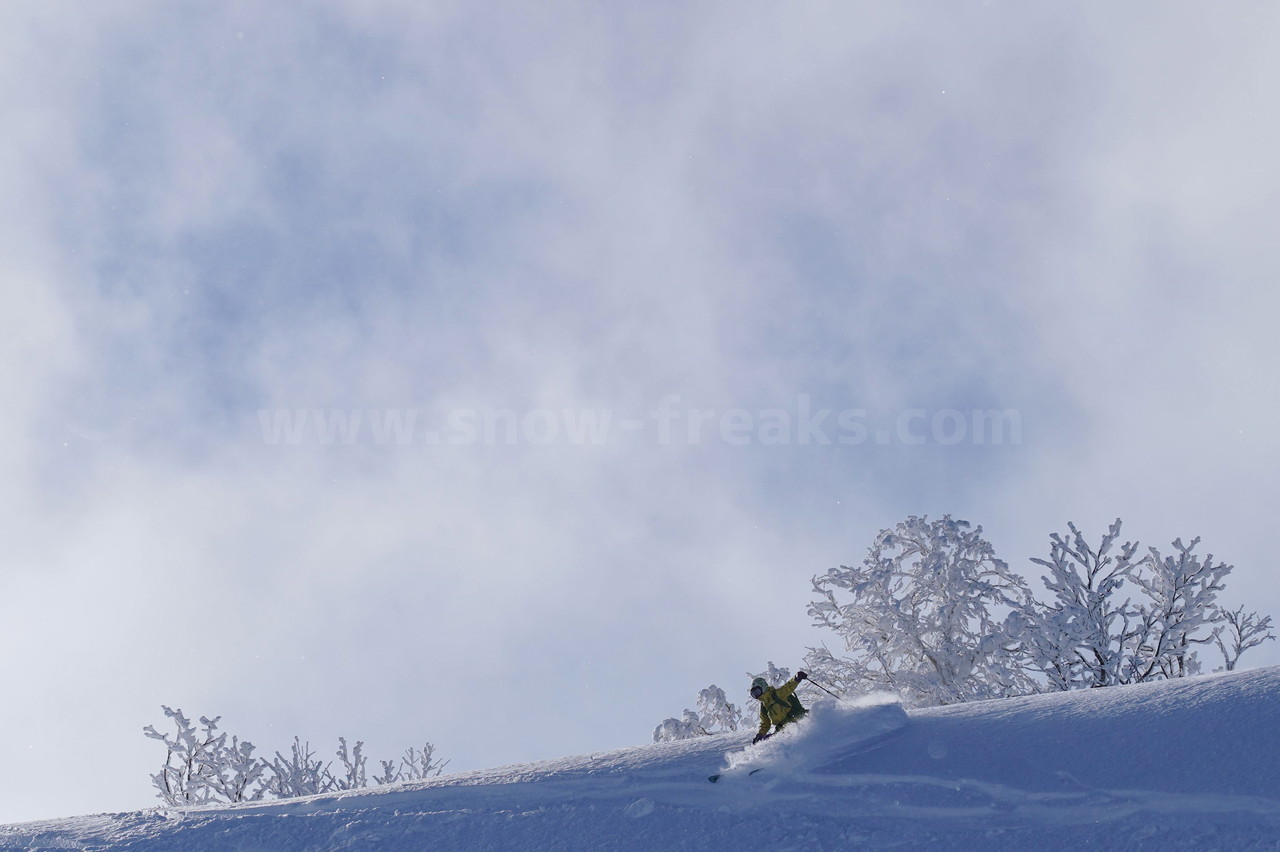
5, 667, 1280, 851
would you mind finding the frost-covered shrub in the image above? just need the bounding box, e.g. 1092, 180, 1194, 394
749, 662, 793, 689
263, 736, 448, 795
653, 677, 774, 742
211, 734, 268, 803
695, 685, 744, 733
807, 515, 1036, 707
652, 710, 706, 743
143, 707, 265, 805
145, 709, 447, 805
264, 737, 333, 798
1215, 605, 1275, 672
378, 743, 450, 783
334, 737, 367, 791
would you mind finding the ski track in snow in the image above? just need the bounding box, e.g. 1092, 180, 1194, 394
5, 668, 1280, 851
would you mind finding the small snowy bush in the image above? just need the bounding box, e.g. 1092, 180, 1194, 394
376, 743, 450, 784
652, 710, 707, 743
750, 662, 793, 688
145, 709, 447, 805
143, 707, 265, 805
264, 737, 333, 799
1215, 605, 1275, 671
654, 677, 777, 742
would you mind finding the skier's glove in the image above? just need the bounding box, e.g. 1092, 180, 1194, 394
795, 671, 808, 681
752, 734, 766, 744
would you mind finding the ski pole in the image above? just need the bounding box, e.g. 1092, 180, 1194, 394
803, 678, 843, 700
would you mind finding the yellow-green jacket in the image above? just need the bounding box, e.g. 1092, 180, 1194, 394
756, 677, 807, 736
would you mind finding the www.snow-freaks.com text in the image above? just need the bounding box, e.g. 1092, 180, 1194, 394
256, 396, 1021, 448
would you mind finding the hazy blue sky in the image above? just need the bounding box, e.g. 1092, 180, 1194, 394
3, 1, 1278, 822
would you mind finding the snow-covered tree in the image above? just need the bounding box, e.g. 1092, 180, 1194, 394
1214, 605, 1275, 671
807, 515, 1036, 706
1123, 537, 1230, 682
1022, 519, 1141, 690
798, 516, 1271, 707
1020, 521, 1271, 688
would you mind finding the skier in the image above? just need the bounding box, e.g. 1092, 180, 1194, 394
750, 671, 808, 743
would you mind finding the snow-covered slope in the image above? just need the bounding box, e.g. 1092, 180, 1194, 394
5, 667, 1280, 851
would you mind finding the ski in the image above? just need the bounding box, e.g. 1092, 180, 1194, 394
706, 767, 762, 777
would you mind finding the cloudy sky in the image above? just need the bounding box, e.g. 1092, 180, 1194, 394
3, 0, 1278, 822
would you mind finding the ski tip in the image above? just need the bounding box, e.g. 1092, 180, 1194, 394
708, 767, 764, 783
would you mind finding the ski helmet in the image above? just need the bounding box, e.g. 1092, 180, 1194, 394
750, 677, 767, 699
